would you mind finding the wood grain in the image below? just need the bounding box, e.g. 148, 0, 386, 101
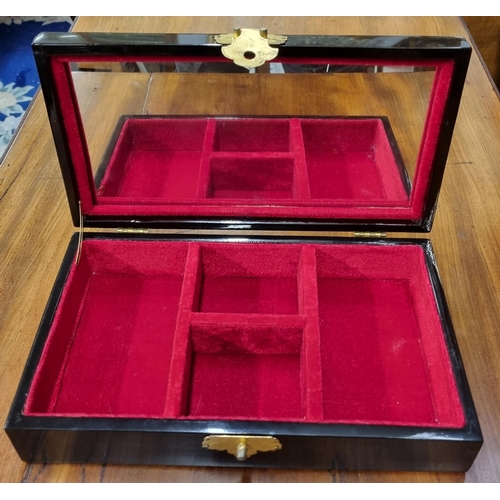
72, 72, 152, 174
1, 16, 500, 483
143, 71, 431, 182
462, 16, 500, 90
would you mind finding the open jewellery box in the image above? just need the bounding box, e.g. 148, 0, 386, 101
5, 30, 483, 471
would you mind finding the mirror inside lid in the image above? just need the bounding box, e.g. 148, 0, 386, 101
33, 31, 471, 231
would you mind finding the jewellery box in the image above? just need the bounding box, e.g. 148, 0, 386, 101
5, 31, 483, 471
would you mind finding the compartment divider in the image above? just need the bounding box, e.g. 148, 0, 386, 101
163, 243, 202, 417
290, 118, 311, 200
210, 152, 295, 159
196, 119, 217, 198
190, 313, 306, 329
298, 245, 324, 421
188, 313, 306, 358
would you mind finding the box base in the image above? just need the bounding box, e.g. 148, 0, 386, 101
5, 235, 482, 471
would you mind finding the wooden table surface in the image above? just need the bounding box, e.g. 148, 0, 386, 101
1, 16, 500, 483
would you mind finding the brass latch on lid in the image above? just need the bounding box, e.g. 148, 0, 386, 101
202, 435, 281, 461
215, 28, 287, 69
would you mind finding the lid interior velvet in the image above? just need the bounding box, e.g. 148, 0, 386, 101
33, 33, 471, 231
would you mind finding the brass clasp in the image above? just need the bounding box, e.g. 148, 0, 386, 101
202, 435, 281, 461
215, 28, 287, 70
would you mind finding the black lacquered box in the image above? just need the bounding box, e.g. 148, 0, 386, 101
5, 30, 482, 471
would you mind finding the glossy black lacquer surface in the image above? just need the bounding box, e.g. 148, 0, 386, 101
5, 234, 482, 470
31, 32, 471, 232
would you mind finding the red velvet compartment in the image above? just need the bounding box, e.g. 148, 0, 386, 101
25, 239, 465, 429
301, 120, 408, 201
97, 117, 408, 204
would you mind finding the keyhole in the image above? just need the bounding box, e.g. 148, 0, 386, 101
243, 51, 256, 60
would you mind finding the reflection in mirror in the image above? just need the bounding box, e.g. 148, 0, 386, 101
70, 60, 435, 206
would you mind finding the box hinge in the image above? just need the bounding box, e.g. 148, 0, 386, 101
353, 232, 387, 238
117, 228, 150, 234
76, 201, 83, 266
76, 217, 149, 266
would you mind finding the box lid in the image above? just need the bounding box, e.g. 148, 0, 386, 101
32, 31, 471, 232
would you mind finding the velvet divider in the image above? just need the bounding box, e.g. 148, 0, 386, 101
24, 239, 465, 428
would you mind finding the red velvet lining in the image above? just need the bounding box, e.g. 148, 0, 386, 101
188, 316, 305, 419
25, 239, 465, 429
48, 56, 455, 223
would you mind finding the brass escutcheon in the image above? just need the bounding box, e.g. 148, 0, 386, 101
215, 28, 287, 69
202, 435, 282, 461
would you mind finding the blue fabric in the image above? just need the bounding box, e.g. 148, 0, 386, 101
0, 18, 72, 157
